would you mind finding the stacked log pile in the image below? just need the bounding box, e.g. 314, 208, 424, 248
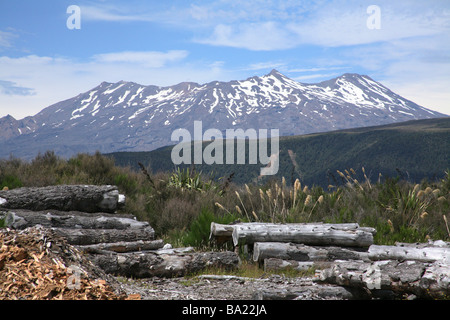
211, 222, 450, 300
1, 185, 239, 279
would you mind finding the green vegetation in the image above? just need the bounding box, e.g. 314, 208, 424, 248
180, 208, 240, 249
1, 149, 449, 245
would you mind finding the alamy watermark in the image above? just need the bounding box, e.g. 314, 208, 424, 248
67, 5, 81, 30
367, 5, 381, 30
171, 121, 280, 176
66, 265, 82, 289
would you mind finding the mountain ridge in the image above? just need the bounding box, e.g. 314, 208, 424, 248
0, 70, 446, 160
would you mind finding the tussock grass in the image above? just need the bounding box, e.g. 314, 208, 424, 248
1, 152, 449, 246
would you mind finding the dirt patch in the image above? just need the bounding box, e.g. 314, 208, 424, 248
117, 275, 326, 300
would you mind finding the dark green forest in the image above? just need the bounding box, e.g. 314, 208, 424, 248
107, 117, 450, 188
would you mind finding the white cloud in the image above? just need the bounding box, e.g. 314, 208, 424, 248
196, 22, 299, 51
80, 2, 190, 25
245, 61, 287, 71
287, 4, 448, 47
92, 50, 189, 68
193, 1, 450, 50
81, 4, 154, 22
0, 30, 16, 48
0, 80, 35, 96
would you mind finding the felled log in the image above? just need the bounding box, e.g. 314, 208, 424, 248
210, 222, 375, 243
210, 222, 283, 239
89, 250, 240, 278
76, 239, 165, 253
420, 262, 450, 299
253, 242, 370, 263
394, 240, 450, 249
263, 258, 332, 272
209, 222, 239, 244
317, 259, 450, 299
52, 227, 155, 245
369, 244, 450, 263
197, 274, 269, 282
3, 209, 149, 230
252, 284, 362, 300
231, 223, 374, 247
0, 185, 125, 213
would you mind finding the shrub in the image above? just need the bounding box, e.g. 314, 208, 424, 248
182, 208, 241, 249
0, 174, 23, 189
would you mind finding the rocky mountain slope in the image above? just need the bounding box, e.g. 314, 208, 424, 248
0, 70, 445, 159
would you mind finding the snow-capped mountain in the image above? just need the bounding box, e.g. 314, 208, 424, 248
0, 70, 446, 159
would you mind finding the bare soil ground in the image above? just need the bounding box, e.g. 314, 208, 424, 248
116, 274, 323, 300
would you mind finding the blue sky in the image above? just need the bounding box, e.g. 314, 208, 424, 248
0, 0, 449, 119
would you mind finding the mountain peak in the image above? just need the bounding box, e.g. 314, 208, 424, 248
267, 69, 286, 78
2, 114, 16, 120
339, 73, 373, 80
263, 69, 293, 83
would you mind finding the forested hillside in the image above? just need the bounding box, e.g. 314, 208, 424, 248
107, 118, 450, 187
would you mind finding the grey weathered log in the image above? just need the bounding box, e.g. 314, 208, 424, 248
317, 259, 450, 299
3, 209, 148, 230
420, 262, 450, 299
368, 244, 450, 263
0, 185, 125, 213
89, 250, 240, 278
152, 246, 195, 255
253, 242, 370, 263
209, 222, 238, 244
252, 284, 361, 300
263, 258, 332, 272
394, 240, 450, 249
197, 274, 269, 282
210, 222, 375, 243
231, 223, 374, 247
52, 226, 155, 245
76, 239, 165, 253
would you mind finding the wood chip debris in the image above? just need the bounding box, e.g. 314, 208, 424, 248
0, 227, 140, 300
